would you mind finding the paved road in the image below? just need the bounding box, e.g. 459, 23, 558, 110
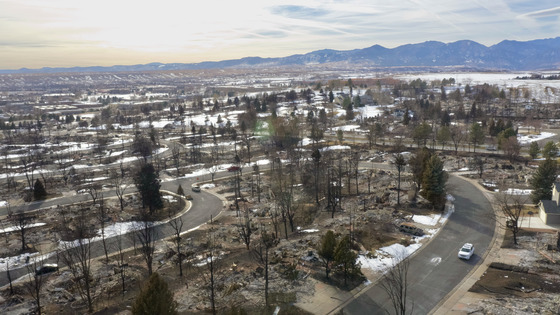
2, 158, 495, 315
0, 173, 225, 287
342, 174, 495, 314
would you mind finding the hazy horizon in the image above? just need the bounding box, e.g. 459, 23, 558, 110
2, 0, 559, 70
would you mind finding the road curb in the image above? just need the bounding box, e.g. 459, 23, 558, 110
326, 172, 459, 314
429, 173, 504, 314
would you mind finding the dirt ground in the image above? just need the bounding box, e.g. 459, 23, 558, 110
467, 230, 560, 314
1, 151, 557, 314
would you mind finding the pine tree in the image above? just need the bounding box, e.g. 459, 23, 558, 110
541, 141, 558, 159
469, 122, 485, 153
530, 158, 558, 204
402, 108, 410, 125
132, 273, 178, 315
394, 154, 406, 205
33, 179, 47, 200
333, 235, 361, 286
421, 154, 448, 210
177, 185, 185, 196
529, 142, 540, 159
346, 101, 354, 120
134, 163, 163, 214
317, 230, 336, 279
409, 147, 431, 194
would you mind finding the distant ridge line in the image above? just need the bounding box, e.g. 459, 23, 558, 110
2, 37, 560, 74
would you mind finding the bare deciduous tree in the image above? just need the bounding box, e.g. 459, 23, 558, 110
6, 260, 13, 295
97, 194, 110, 263
236, 202, 253, 250
11, 211, 35, 251
204, 216, 219, 315
170, 143, 182, 177
135, 208, 157, 275
59, 209, 95, 312
113, 221, 128, 295
380, 250, 413, 315
24, 259, 46, 315
252, 227, 277, 306
494, 190, 526, 245
111, 170, 130, 212
168, 211, 185, 277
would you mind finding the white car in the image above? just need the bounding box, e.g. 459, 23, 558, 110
458, 243, 474, 260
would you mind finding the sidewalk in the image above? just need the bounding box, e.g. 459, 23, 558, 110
519, 215, 560, 231
295, 278, 358, 315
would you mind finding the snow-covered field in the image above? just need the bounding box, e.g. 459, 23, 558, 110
517, 132, 555, 145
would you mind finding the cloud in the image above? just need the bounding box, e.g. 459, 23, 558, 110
2, 0, 560, 69
520, 6, 560, 18
270, 5, 330, 19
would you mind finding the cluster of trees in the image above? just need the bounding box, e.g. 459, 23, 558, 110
317, 231, 363, 286
409, 148, 449, 209
4, 74, 557, 314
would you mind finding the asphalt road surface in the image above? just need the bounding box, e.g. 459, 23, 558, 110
2, 160, 495, 315
0, 176, 224, 287
342, 175, 495, 314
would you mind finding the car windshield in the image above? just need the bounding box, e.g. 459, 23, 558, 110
460, 247, 471, 252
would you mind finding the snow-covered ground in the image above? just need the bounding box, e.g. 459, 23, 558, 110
517, 132, 555, 145
356, 104, 394, 119
0, 222, 46, 234
358, 195, 454, 273
395, 72, 560, 104
320, 145, 351, 152
498, 188, 532, 195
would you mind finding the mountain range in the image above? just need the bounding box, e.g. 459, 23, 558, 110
2, 37, 560, 74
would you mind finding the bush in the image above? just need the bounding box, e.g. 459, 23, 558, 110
33, 179, 47, 200
132, 273, 178, 315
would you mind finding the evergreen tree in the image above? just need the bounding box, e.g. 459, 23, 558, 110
440, 110, 451, 126
469, 122, 485, 152
497, 127, 516, 150
529, 142, 540, 159
134, 163, 163, 214
412, 122, 432, 147
421, 154, 448, 210
132, 135, 153, 161
353, 95, 362, 107
402, 108, 410, 125
409, 147, 431, 194
394, 154, 407, 205
317, 230, 337, 279
530, 158, 558, 204
177, 185, 185, 196
33, 179, 47, 200
436, 126, 451, 150
346, 102, 354, 120
440, 86, 447, 101
469, 102, 477, 119
541, 141, 558, 159
333, 235, 361, 286
319, 108, 328, 126
132, 273, 178, 315
336, 129, 344, 144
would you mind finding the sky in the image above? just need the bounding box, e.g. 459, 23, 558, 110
1, 0, 559, 70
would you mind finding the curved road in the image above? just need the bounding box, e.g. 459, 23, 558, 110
0, 174, 224, 287
342, 174, 495, 314
2, 161, 495, 315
